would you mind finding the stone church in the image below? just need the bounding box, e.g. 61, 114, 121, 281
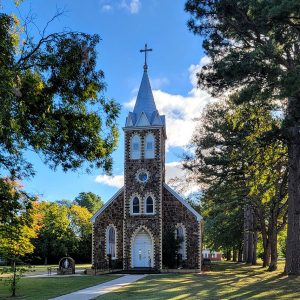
91, 47, 202, 271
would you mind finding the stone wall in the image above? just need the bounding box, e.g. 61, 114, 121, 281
162, 186, 201, 269
123, 127, 165, 269
92, 191, 124, 266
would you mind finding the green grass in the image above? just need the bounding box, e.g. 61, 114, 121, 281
97, 261, 300, 300
0, 275, 119, 299
0, 264, 92, 277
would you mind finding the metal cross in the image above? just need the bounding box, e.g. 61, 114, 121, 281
140, 43, 153, 70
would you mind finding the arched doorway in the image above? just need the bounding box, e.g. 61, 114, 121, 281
132, 229, 153, 268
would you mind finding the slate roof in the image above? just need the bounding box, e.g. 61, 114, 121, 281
125, 69, 165, 128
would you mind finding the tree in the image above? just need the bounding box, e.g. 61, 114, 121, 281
201, 186, 244, 262
0, 177, 38, 297
74, 192, 103, 214
183, 99, 287, 270
162, 228, 181, 268
32, 201, 93, 264
0, 6, 120, 180
185, 0, 300, 275
33, 201, 76, 264
0, 178, 38, 259
68, 205, 92, 262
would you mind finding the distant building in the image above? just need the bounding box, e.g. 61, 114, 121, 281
202, 249, 222, 261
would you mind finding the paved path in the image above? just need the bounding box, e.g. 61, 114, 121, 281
25, 268, 86, 278
50, 274, 146, 300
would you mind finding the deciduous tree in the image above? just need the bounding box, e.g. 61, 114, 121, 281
0, 5, 120, 180
74, 192, 103, 214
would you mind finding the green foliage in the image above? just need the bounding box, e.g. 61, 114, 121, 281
162, 229, 181, 268
185, 0, 300, 106
74, 192, 103, 214
32, 202, 76, 264
32, 201, 93, 264
0, 178, 38, 259
183, 98, 287, 263
0, 8, 120, 179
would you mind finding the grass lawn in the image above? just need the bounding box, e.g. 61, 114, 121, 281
97, 261, 300, 300
0, 275, 119, 299
0, 264, 92, 278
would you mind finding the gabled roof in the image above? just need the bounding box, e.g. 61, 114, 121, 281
90, 187, 124, 223
136, 111, 150, 126
163, 183, 202, 221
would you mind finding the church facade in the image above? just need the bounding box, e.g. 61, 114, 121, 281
91, 54, 202, 271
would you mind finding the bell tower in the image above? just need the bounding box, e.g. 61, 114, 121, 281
123, 45, 166, 270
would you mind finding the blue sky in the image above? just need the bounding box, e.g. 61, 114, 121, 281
3, 0, 215, 202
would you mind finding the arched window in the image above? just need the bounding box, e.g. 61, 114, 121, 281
176, 225, 186, 259
145, 196, 154, 214
145, 134, 155, 159
106, 226, 116, 259
131, 135, 141, 159
132, 197, 140, 214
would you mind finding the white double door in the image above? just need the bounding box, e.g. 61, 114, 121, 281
132, 232, 152, 268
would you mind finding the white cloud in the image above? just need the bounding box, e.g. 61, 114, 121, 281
101, 0, 141, 14
101, 4, 113, 12
127, 0, 141, 14
150, 77, 170, 89
125, 56, 217, 150
95, 174, 124, 188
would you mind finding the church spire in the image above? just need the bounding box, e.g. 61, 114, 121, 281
125, 44, 165, 128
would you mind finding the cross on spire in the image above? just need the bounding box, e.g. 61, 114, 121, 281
140, 43, 153, 71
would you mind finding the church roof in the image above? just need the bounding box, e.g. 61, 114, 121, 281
133, 70, 157, 121
125, 68, 165, 128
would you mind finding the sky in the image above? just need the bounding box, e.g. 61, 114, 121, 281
3, 0, 216, 203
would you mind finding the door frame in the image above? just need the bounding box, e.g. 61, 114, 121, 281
130, 226, 154, 268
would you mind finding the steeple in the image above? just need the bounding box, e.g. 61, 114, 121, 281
125, 44, 165, 128
132, 70, 157, 121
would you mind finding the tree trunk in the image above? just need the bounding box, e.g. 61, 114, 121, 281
232, 249, 237, 262
286, 95, 300, 275
12, 259, 16, 297
269, 225, 278, 271
247, 221, 254, 264
226, 249, 231, 261
44, 256, 48, 265
262, 233, 270, 268
238, 247, 243, 262
261, 222, 270, 267
252, 231, 257, 265
243, 205, 250, 262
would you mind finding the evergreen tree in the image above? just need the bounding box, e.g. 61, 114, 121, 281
183, 99, 287, 270
185, 0, 299, 274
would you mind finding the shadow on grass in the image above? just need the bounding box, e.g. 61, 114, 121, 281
97, 261, 300, 300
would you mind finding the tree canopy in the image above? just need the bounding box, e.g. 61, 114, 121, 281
0, 8, 120, 179
185, 0, 300, 275
74, 192, 103, 214
183, 98, 287, 270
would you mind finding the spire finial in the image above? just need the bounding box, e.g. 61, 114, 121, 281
140, 43, 153, 71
